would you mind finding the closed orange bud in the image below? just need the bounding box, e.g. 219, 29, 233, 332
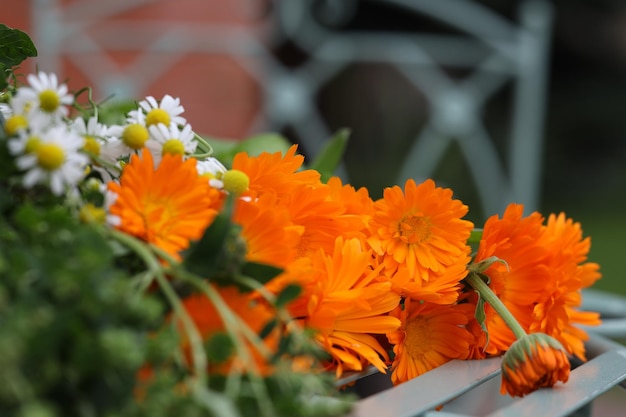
500, 333, 570, 397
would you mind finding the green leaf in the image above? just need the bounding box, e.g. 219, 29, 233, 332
234, 132, 293, 158
200, 133, 293, 168
182, 212, 232, 277
468, 255, 508, 274
258, 318, 278, 340
205, 332, 234, 363
0, 64, 7, 91
309, 128, 350, 182
240, 262, 283, 285
0, 24, 38, 68
275, 284, 301, 308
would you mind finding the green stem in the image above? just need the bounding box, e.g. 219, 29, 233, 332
464, 272, 527, 340
468, 228, 483, 245
107, 229, 208, 384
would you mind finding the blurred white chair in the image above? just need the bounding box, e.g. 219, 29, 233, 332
268, 0, 553, 218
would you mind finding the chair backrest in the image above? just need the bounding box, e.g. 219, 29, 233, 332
268, 0, 553, 219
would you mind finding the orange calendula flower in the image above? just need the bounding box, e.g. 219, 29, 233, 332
232, 192, 304, 269
530, 212, 602, 360
471, 203, 550, 356
178, 285, 279, 376
107, 150, 220, 259
284, 182, 365, 259
387, 299, 474, 385
500, 333, 570, 397
367, 179, 473, 281
390, 256, 470, 305
232, 144, 321, 198
302, 237, 401, 377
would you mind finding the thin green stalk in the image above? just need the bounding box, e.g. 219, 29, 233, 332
108, 229, 208, 384
192, 133, 215, 159
464, 272, 527, 340
468, 228, 483, 245
143, 241, 276, 416
178, 272, 277, 417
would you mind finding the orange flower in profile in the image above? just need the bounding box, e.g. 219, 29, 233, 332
108, 150, 220, 259
327, 176, 374, 237
232, 144, 321, 198
390, 257, 469, 305
367, 179, 473, 281
530, 212, 602, 360
471, 203, 550, 356
500, 333, 570, 397
178, 285, 279, 376
232, 192, 303, 268
302, 237, 401, 377
387, 298, 474, 385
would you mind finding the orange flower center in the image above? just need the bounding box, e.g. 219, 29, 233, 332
403, 315, 429, 360
399, 214, 431, 244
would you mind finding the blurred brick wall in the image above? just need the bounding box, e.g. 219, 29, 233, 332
4, 0, 266, 139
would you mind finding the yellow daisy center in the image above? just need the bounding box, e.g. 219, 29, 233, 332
145, 108, 170, 127
403, 315, 429, 360
25, 136, 42, 153
222, 169, 250, 195
162, 139, 185, 156
4, 114, 28, 136
122, 124, 149, 149
36, 143, 65, 171
39, 89, 61, 112
79, 203, 107, 224
399, 214, 431, 244
83, 136, 101, 156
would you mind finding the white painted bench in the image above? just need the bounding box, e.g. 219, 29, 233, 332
342, 289, 626, 417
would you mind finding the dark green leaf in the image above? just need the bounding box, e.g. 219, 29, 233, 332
182, 212, 232, 277
205, 332, 234, 364
0, 24, 38, 68
0, 64, 7, 91
240, 262, 283, 285
258, 318, 278, 340
275, 284, 301, 308
309, 128, 350, 182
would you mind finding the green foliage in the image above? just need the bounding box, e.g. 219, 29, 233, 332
0, 26, 357, 417
0, 204, 207, 417
0, 24, 37, 90
309, 128, 350, 183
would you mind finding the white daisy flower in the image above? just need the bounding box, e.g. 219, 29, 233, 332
102, 185, 121, 227
0, 102, 12, 120
15, 125, 88, 195
107, 112, 150, 157
7, 113, 50, 155
71, 116, 109, 156
13, 72, 74, 120
146, 122, 197, 165
127, 94, 186, 128
196, 156, 228, 189
71, 116, 126, 182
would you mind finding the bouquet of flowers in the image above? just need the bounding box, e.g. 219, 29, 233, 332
0, 26, 602, 417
